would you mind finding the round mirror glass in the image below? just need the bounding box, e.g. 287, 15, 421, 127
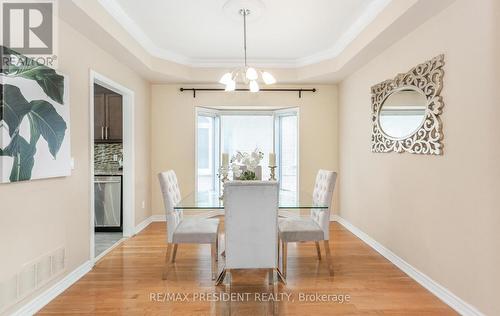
379, 88, 427, 139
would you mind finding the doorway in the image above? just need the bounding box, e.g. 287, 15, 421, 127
89, 71, 135, 262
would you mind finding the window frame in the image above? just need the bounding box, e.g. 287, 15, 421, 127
274, 108, 300, 192
195, 108, 220, 193
195, 107, 299, 193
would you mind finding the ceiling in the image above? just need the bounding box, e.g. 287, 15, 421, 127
99, 0, 389, 67
62, 0, 454, 83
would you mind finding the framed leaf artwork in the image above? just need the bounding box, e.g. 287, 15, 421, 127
1, 46, 71, 183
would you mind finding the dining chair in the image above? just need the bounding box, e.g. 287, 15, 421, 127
222, 181, 279, 285
158, 170, 220, 280
278, 170, 337, 277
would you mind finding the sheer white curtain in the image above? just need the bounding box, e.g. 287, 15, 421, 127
277, 114, 298, 192
197, 115, 216, 192
221, 115, 273, 181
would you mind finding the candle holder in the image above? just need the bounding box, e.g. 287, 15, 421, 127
268, 165, 277, 181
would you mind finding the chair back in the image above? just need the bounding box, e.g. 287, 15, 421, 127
224, 181, 279, 269
311, 170, 337, 240
158, 170, 183, 243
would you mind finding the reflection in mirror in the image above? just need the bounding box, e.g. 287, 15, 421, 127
379, 89, 427, 139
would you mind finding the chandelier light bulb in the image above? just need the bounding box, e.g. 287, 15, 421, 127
249, 80, 259, 92
219, 72, 233, 84
262, 71, 276, 85
246, 67, 258, 80
218, 8, 276, 92
225, 79, 236, 91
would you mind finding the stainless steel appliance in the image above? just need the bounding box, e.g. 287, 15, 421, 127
94, 175, 122, 232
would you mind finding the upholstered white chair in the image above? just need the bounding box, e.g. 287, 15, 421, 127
222, 181, 279, 284
278, 170, 337, 277
158, 170, 220, 280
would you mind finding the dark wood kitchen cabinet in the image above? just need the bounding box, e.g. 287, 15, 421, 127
106, 94, 123, 141
94, 94, 106, 140
94, 84, 123, 143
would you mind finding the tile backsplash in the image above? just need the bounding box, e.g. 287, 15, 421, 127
94, 143, 123, 171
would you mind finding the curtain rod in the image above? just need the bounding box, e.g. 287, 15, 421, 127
179, 87, 316, 98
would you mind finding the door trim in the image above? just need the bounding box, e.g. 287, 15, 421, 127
89, 70, 135, 264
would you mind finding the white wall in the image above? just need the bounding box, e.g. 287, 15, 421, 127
0, 18, 151, 315
338, 0, 500, 314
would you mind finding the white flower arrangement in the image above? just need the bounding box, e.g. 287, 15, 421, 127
230, 148, 264, 180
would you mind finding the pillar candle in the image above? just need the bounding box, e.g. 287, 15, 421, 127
269, 153, 276, 167
222, 153, 229, 166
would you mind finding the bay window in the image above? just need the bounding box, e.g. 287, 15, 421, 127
196, 107, 299, 193
196, 113, 219, 192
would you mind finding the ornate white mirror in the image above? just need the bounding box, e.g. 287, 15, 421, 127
371, 55, 445, 155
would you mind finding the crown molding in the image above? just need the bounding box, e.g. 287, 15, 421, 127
97, 0, 391, 69
97, 0, 191, 65
183, 58, 300, 69
295, 0, 391, 67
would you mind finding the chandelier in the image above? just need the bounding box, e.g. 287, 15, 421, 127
219, 8, 276, 92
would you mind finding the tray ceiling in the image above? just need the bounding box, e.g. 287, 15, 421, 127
99, 0, 390, 67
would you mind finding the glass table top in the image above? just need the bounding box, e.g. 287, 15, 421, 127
174, 190, 327, 210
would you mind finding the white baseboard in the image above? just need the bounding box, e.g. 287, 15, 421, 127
134, 216, 153, 234
93, 238, 126, 262
11, 260, 93, 316
13, 215, 482, 316
150, 214, 166, 222
134, 215, 165, 235
11, 215, 162, 316
332, 215, 484, 316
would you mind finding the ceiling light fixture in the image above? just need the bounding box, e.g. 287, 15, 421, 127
219, 8, 276, 92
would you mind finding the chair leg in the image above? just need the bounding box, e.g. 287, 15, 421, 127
162, 243, 173, 280
215, 234, 219, 262
226, 269, 232, 286
211, 242, 217, 280
276, 239, 286, 284
277, 238, 281, 270
315, 241, 322, 260
323, 240, 334, 276
282, 241, 287, 278
171, 244, 178, 263
268, 268, 275, 285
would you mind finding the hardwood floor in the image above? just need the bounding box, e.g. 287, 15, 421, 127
39, 222, 457, 315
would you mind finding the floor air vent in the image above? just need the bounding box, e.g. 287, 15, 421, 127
0, 247, 65, 313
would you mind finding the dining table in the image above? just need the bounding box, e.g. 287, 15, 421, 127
174, 189, 328, 284
174, 189, 328, 211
